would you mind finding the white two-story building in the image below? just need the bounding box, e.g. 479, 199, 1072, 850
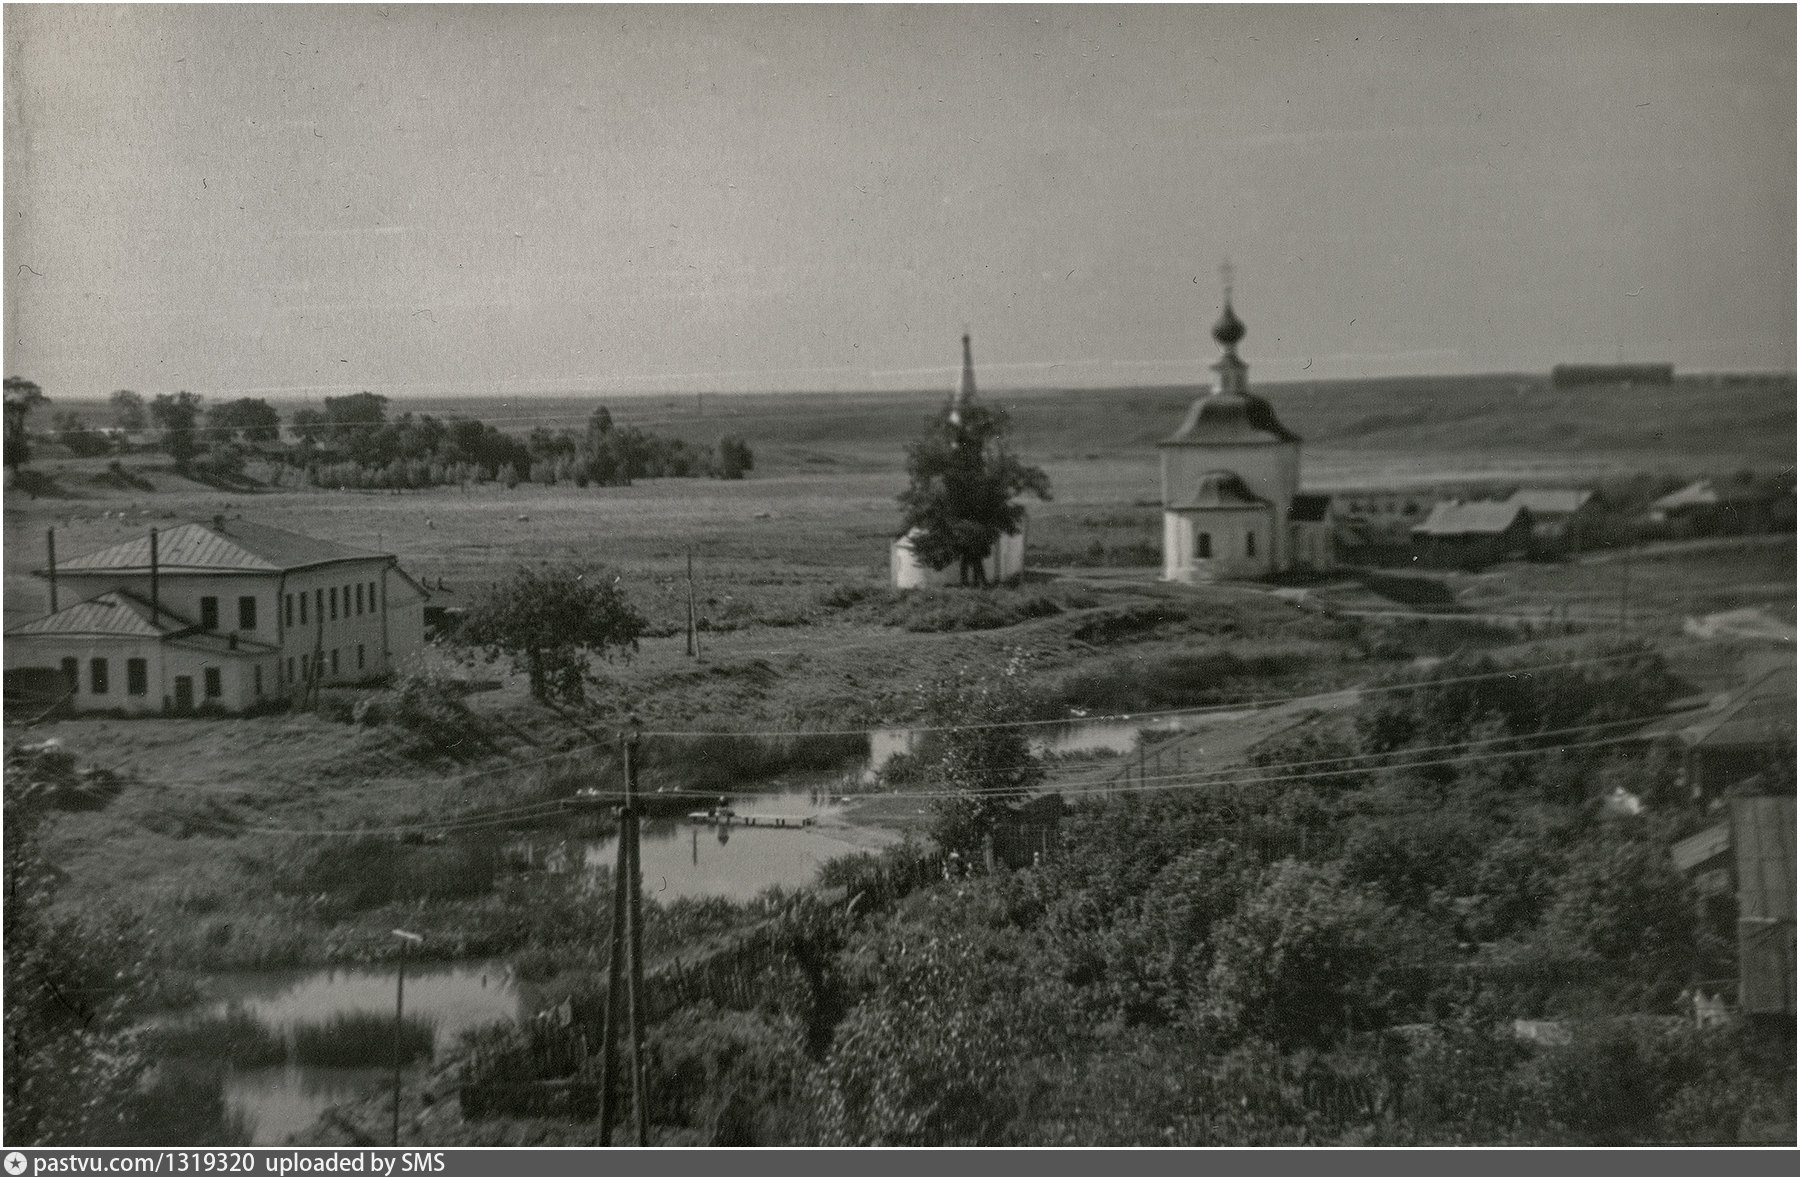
5, 516, 428, 714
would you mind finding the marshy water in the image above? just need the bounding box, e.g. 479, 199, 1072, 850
196, 705, 1256, 1141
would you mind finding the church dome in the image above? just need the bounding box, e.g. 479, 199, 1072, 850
1212, 300, 1246, 347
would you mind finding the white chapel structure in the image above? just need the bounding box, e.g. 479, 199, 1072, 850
891, 333, 1026, 589
1160, 284, 1332, 582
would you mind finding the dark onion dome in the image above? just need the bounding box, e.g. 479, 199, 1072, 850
1212, 300, 1246, 347
1180, 470, 1265, 509
1161, 388, 1300, 446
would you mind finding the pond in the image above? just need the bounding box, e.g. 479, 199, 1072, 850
195, 961, 544, 1145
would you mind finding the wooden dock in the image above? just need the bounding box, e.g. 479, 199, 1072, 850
685, 811, 816, 829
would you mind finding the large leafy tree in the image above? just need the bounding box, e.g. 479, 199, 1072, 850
4, 376, 47, 471
149, 391, 205, 469
205, 397, 282, 445
457, 563, 647, 708
898, 402, 1050, 586
109, 389, 147, 432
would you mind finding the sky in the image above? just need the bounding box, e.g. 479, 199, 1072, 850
4, 3, 1794, 401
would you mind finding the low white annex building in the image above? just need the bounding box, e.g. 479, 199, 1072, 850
5, 516, 428, 714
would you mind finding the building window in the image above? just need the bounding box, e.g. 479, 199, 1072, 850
127, 658, 148, 696
356, 583, 364, 615
1246, 531, 1257, 558
286, 657, 294, 683
315, 589, 323, 624
286, 593, 295, 627
1196, 532, 1212, 559
329, 587, 338, 621
204, 667, 222, 698
90, 658, 109, 695
330, 649, 340, 676
200, 596, 219, 630
61, 657, 78, 693
239, 595, 257, 631
299, 593, 308, 624
357, 644, 365, 670
254, 665, 263, 696
370, 581, 378, 611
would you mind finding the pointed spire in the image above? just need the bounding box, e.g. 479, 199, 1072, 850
949, 331, 977, 426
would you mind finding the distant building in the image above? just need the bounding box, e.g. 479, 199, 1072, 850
891, 333, 1028, 588
1670, 795, 1796, 1017
4, 517, 429, 714
1647, 478, 1795, 536
1409, 500, 1533, 569
1551, 363, 1675, 388
1667, 656, 1795, 800
1158, 283, 1332, 581
1506, 487, 1597, 555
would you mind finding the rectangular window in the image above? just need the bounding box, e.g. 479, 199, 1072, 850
204, 667, 222, 698
299, 593, 308, 625
254, 665, 263, 696
330, 649, 340, 676
127, 658, 148, 696
61, 657, 78, 693
315, 589, 323, 623
329, 587, 338, 621
90, 658, 109, 695
356, 583, 364, 615
370, 581, 378, 611
1246, 531, 1257, 558
1196, 532, 1212, 559
344, 585, 353, 617
200, 596, 219, 630
239, 595, 257, 631
286, 657, 294, 683
285, 593, 294, 627
357, 644, 366, 670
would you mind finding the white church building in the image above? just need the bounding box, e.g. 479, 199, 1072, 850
1160, 290, 1333, 582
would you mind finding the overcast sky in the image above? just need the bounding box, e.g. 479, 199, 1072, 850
4, 4, 1794, 401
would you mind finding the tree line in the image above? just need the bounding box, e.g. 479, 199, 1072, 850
3, 383, 753, 487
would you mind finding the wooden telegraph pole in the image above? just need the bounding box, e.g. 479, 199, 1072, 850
598, 717, 649, 1145
390, 929, 422, 1146
685, 548, 700, 660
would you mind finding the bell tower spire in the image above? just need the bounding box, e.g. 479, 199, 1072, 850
949, 330, 977, 426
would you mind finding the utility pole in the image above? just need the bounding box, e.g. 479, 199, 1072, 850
45, 528, 57, 614
685, 547, 700, 659
390, 929, 422, 1146
598, 717, 648, 1146
1618, 541, 1633, 634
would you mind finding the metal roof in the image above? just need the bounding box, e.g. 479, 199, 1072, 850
50, 519, 387, 576
1730, 795, 1795, 1015
1507, 488, 1593, 516
1411, 500, 1529, 537
1683, 660, 1796, 750
5, 590, 192, 639
1161, 390, 1301, 446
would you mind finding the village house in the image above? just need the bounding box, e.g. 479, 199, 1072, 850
1409, 499, 1533, 569
1647, 477, 1796, 537
4, 516, 429, 714
1158, 284, 1333, 582
1505, 487, 1597, 556
1666, 655, 1796, 800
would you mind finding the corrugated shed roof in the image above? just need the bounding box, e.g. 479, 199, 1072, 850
1508, 488, 1593, 516
51, 519, 386, 575
1730, 795, 1795, 1015
4, 590, 192, 638
1162, 391, 1301, 446
1671, 822, 1732, 874
1411, 500, 1529, 536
